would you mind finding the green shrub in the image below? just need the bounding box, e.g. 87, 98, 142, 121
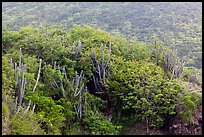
9, 110, 45, 135
108, 60, 179, 128
178, 88, 202, 125
83, 109, 122, 135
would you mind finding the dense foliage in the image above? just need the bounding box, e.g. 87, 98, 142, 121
2, 24, 201, 135
2, 2, 202, 68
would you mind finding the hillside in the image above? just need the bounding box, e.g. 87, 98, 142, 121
2, 24, 202, 135
2, 2, 202, 135
2, 2, 202, 68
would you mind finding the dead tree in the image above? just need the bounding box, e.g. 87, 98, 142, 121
163, 46, 178, 74
149, 37, 190, 80
163, 46, 191, 80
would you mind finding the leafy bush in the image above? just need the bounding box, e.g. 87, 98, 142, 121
108, 60, 180, 128
178, 88, 202, 125
9, 109, 45, 135
83, 109, 122, 135
31, 95, 66, 135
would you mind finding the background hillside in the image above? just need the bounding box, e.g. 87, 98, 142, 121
2, 2, 202, 68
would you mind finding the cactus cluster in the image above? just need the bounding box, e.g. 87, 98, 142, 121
52, 61, 87, 121
91, 42, 116, 94
11, 48, 42, 118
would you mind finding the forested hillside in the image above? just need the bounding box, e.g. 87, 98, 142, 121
2, 24, 202, 135
2, 2, 202, 135
2, 2, 202, 68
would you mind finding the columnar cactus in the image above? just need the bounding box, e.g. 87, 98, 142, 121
66, 70, 87, 120
91, 42, 115, 94
22, 58, 42, 117
53, 63, 87, 121
75, 39, 82, 59
11, 48, 42, 118
13, 48, 27, 114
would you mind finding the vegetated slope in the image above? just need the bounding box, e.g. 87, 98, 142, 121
2, 2, 202, 68
2, 24, 202, 135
